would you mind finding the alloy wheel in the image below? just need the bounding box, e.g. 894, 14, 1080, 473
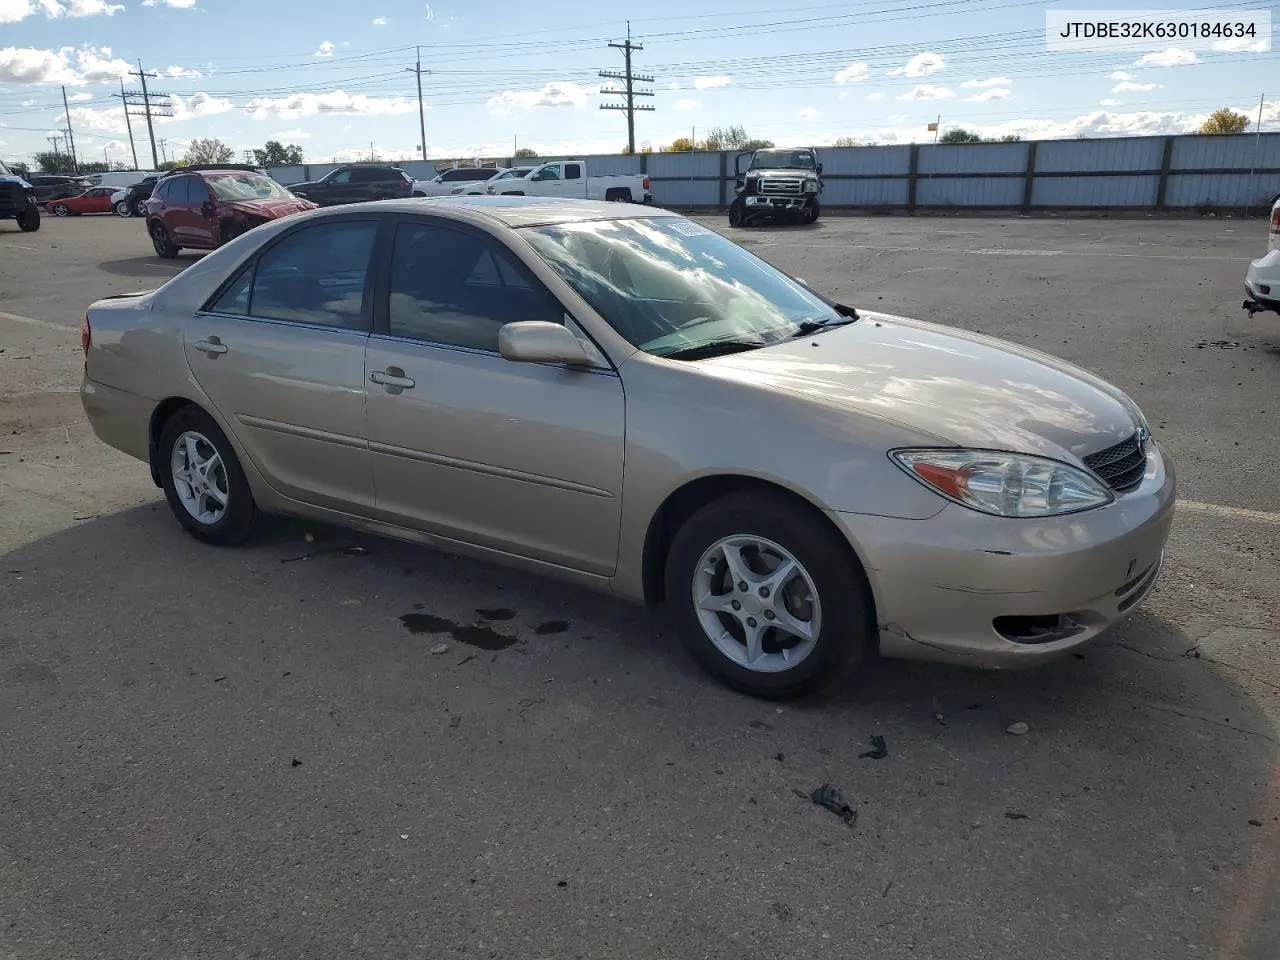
170, 430, 229, 525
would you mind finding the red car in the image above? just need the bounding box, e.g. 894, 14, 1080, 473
144, 168, 317, 258
45, 186, 117, 217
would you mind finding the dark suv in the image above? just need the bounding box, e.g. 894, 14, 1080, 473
287, 164, 413, 206
119, 175, 159, 217
0, 159, 40, 232
27, 174, 93, 203
144, 168, 316, 258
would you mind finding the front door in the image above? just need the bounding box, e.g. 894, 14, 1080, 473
528, 163, 565, 198
184, 217, 381, 511
364, 218, 625, 575
164, 176, 203, 244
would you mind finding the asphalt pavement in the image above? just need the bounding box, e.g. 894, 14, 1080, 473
1, 211, 1277, 960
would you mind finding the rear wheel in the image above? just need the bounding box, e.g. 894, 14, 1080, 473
52, 202, 70, 217
133, 198, 147, 217
665, 490, 875, 700
115, 200, 131, 217
158, 407, 260, 545
150, 220, 178, 258
16, 204, 40, 232
605, 188, 633, 203
728, 199, 745, 227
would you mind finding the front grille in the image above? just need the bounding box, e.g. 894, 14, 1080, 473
0, 185, 24, 215
760, 177, 803, 196
1083, 432, 1147, 491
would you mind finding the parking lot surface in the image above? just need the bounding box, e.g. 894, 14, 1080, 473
2, 212, 1277, 960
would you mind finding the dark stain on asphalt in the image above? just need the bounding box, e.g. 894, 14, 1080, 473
534, 620, 569, 635
476, 607, 516, 621
399, 613, 517, 651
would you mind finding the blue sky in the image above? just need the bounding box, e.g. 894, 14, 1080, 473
0, 0, 1275, 169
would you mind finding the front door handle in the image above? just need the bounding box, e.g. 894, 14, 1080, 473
194, 337, 228, 357
370, 368, 416, 390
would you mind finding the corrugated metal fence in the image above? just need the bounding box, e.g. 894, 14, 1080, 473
269, 132, 1280, 213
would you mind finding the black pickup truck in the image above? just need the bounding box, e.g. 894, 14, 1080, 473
0, 159, 40, 232
728, 148, 824, 227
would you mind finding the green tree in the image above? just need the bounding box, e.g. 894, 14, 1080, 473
833, 136, 857, 147
33, 150, 77, 174
514, 147, 539, 159
1199, 108, 1250, 135
938, 128, 981, 144
251, 140, 304, 166
157, 160, 182, 171
706, 125, 775, 151
183, 137, 234, 164
983, 134, 1022, 143
663, 136, 696, 152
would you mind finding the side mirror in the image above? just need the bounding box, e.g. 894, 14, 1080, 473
499, 321, 592, 366
816, 163, 824, 175
734, 152, 751, 175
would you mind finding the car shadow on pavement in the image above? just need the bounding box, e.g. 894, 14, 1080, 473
97, 254, 202, 279
2, 504, 1277, 959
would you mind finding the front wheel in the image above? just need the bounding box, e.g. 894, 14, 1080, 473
150, 221, 178, 258
17, 204, 40, 232
728, 199, 745, 227
804, 199, 821, 224
133, 198, 148, 217
115, 200, 132, 217
158, 407, 260, 545
665, 490, 875, 700
52, 203, 70, 217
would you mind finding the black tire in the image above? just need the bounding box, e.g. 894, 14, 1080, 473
805, 199, 821, 224
605, 188, 633, 202
115, 200, 131, 217
150, 220, 178, 259
16, 204, 40, 232
133, 198, 147, 217
158, 406, 260, 546
52, 202, 70, 217
664, 490, 875, 700
500, 190, 525, 196
728, 199, 745, 227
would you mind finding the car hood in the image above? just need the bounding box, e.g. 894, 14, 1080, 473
287, 180, 322, 191
223, 198, 314, 218
0, 175, 31, 188
702, 311, 1143, 461
748, 169, 816, 178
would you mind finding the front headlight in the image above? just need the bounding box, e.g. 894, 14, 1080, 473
804, 179, 819, 191
891, 448, 1114, 517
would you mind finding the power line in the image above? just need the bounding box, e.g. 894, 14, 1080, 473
123, 62, 173, 169
600, 21, 654, 155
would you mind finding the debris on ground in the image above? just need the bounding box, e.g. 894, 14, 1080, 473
807, 783, 858, 826
1004, 810, 1030, 820
448, 716, 461, 729
749, 719, 773, 730
859, 735, 888, 760
1248, 818, 1263, 827
290, 758, 302, 768
430, 642, 449, 655
1006, 721, 1030, 736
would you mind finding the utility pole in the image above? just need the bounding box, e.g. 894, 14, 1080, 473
46, 136, 61, 171
1245, 92, 1266, 219
406, 47, 428, 162
60, 85, 79, 173
599, 21, 654, 155
158, 139, 169, 165
124, 61, 172, 169
118, 79, 139, 169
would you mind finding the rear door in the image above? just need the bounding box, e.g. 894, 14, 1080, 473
186, 177, 218, 245
561, 162, 587, 199
164, 176, 202, 244
364, 216, 625, 573
184, 217, 382, 511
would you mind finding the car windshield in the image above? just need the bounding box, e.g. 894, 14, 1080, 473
750, 150, 815, 170
0, 160, 12, 176
522, 217, 843, 357
205, 173, 294, 202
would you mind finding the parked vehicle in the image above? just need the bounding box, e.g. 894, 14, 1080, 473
287, 164, 413, 205
412, 166, 503, 197
462, 166, 535, 194
486, 160, 651, 203
27, 174, 93, 203
1242, 192, 1280, 318
0, 159, 40, 232
728, 148, 824, 227
143, 168, 316, 258
114, 175, 160, 217
81, 196, 1173, 700
46, 185, 117, 217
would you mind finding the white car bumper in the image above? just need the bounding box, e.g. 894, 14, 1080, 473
1244, 249, 1280, 314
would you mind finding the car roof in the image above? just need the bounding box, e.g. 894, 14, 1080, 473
301, 195, 678, 229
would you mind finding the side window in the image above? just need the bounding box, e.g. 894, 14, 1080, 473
441, 170, 466, 182
153, 180, 172, 201
387, 221, 562, 352
209, 264, 253, 315
531, 166, 560, 182
467, 169, 494, 180
563, 163, 582, 180
247, 221, 378, 330
188, 178, 210, 204
353, 168, 381, 183
171, 178, 192, 204
331, 169, 353, 184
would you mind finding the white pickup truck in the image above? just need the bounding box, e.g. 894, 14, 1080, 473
485, 159, 651, 204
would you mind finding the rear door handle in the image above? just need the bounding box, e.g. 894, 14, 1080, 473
194, 338, 228, 356
370, 369, 416, 390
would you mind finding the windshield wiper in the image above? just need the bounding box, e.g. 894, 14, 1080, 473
660, 339, 769, 361
788, 316, 857, 338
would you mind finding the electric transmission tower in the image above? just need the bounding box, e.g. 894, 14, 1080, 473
120, 62, 173, 169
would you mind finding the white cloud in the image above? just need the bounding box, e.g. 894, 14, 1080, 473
1100, 98, 1120, 106
275, 127, 311, 140
142, 0, 198, 7
833, 62, 868, 84
693, 75, 731, 90
74, 45, 131, 81
1212, 36, 1268, 53
1110, 70, 1133, 81
166, 65, 202, 78
486, 81, 588, 115
889, 52, 944, 78
2, 0, 123, 19
966, 88, 1012, 103
898, 84, 954, 101
796, 107, 819, 120
668, 81, 680, 91
672, 98, 699, 111
865, 92, 886, 101
424, 3, 433, 19
64, 0, 122, 13
67, 90, 91, 101
1135, 48, 1197, 67
246, 90, 418, 119
372, 16, 386, 25
1112, 80, 1161, 92
960, 77, 1010, 89
0, 44, 128, 85
315, 41, 335, 57
171, 91, 232, 118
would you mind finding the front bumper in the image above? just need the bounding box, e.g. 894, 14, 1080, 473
829, 442, 1176, 669
1244, 250, 1280, 314
743, 195, 810, 213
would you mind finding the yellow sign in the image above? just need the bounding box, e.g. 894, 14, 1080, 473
927, 122, 938, 131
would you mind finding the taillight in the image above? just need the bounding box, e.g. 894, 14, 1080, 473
1271, 207, 1280, 234
81, 314, 91, 357
643, 177, 650, 191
